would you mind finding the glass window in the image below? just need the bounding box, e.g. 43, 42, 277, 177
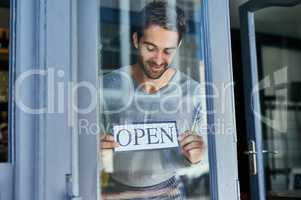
0, 1, 10, 163
99, 1, 210, 199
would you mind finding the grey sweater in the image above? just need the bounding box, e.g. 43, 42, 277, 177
100, 66, 204, 187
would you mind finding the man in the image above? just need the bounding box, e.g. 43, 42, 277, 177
100, 1, 206, 199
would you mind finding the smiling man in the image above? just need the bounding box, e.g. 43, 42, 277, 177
100, 1, 206, 199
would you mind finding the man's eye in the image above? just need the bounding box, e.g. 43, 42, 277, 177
146, 45, 155, 51
165, 49, 175, 55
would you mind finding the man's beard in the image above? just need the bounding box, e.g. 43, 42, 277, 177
137, 57, 169, 80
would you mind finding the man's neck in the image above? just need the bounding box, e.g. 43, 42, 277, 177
131, 64, 176, 94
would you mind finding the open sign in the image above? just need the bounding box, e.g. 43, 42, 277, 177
113, 122, 179, 152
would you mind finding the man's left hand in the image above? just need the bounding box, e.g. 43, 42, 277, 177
178, 131, 205, 164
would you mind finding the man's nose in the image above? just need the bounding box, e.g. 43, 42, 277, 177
153, 52, 164, 65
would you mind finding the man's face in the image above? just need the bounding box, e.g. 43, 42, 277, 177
133, 25, 180, 79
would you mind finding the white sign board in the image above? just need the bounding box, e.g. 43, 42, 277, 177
113, 122, 179, 152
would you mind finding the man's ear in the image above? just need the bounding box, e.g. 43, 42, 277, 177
132, 32, 139, 48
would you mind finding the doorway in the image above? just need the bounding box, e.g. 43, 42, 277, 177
231, 0, 301, 199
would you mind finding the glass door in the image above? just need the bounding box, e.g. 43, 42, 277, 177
240, 0, 301, 199
78, 0, 239, 199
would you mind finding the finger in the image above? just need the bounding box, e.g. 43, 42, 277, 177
182, 141, 204, 152
186, 149, 203, 164
101, 142, 118, 149
101, 141, 119, 149
100, 133, 109, 139
180, 135, 203, 147
101, 134, 114, 140
101, 134, 115, 141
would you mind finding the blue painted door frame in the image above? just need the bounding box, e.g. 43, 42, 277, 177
239, 0, 301, 199
8, 0, 76, 199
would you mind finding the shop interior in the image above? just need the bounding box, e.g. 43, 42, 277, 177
0, 0, 9, 163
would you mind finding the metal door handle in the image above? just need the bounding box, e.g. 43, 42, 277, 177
245, 140, 280, 176
244, 150, 279, 155
246, 140, 257, 175
244, 150, 257, 155
262, 150, 279, 155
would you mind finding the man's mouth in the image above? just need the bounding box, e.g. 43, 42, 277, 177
149, 63, 166, 71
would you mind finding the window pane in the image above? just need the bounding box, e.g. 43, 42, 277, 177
0, 1, 10, 163
99, 1, 210, 199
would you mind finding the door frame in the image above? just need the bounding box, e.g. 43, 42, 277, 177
239, 0, 301, 199
11, 0, 77, 199
204, 0, 240, 199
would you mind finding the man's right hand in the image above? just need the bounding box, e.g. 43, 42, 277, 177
100, 134, 119, 150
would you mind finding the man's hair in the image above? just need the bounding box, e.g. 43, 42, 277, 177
136, 1, 187, 43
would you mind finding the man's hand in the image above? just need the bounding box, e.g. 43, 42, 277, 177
178, 131, 205, 164
100, 134, 119, 150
